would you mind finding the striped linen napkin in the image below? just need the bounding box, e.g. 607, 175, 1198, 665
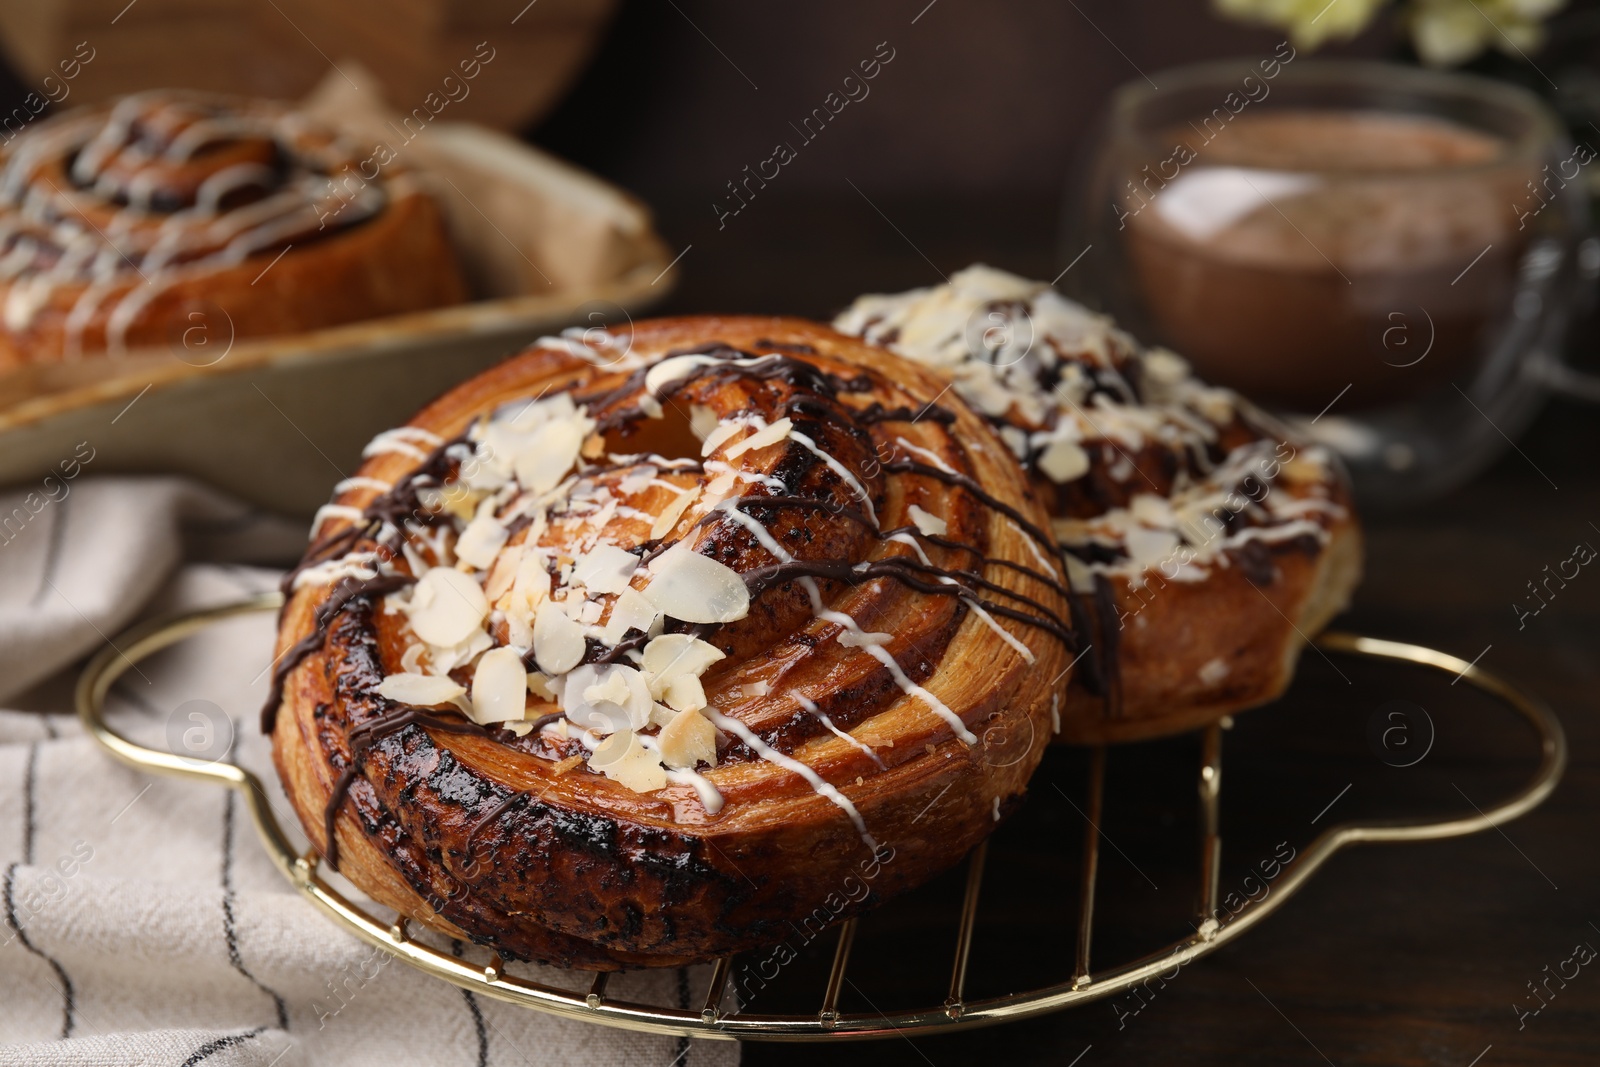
0, 477, 734, 1067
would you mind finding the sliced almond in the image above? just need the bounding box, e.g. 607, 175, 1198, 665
723, 417, 792, 459
571, 543, 638, 595
425, 627, 493, 677
484, 542, 525, 603
641, 544, 750, 624
658, 709, 718, 770
563, 663, 653, 732
509, 551, 551, 614
1129, 494, 1171, 526
642, 633, 725, 698
650, 485, 701, 541
601, 587, 661, 646
532, 600, 586, 675
468, 646, 529, 725
437, 485, 483, 522
456, 497, 510, 570
513, 417, 587, 495
662, 673, 707, 713
612, 744, 669, 793
1124, 527, 1180, 570
376, 673, 465, 707
1038, 439, 1090, 483
526, 671, 557, 700
700, 419, 744, 458
409, 566, 489, 648
907, 504, 947, 537
587, 730, 633, 770
587, 731, 668, 793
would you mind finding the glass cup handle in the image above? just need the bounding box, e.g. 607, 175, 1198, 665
1531, 352, 1600, 404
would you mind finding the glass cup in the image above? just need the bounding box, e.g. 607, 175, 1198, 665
1064, 59, 1594, 505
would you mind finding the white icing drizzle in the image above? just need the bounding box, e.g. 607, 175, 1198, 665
310, 504, 364, 538
362, 427, 441, 461
788, 429, 878, 524
334, 476, 393, 494
797, 695, 886, 770
702, 460, 786, 493
293, 550, 381, 590
888, 531, 1034, 664
893, 436, 959, 476
704, 709, 877, 851
718, 500, 975, 745
1054, 442, 1344, 583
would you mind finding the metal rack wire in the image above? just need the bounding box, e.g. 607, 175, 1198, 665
76, 594, 1567, 1042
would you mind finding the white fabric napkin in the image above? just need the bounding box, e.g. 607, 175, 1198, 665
0, 477, 736, 1067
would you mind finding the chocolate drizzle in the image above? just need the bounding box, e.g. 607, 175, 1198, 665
854, 401, 957, 426
260, 572, 413, 733
690, 494, 1079, 653
740, 557, 1075, 647
261, 424, 474, 734
883, 459, 1059, 555
322, 702, 489, 870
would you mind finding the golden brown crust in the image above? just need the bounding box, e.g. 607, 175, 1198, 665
1056, 507, 1362, 744
833, 268, 1364, 744
269, 316, 1072, 968
1049, 421, 1363, 743
0, 90, 466, 367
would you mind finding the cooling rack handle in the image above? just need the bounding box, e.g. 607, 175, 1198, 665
1313, 631, 1568, 840
72, 591, 306, 872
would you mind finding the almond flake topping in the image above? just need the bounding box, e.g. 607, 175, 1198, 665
907, 504, 947, 537
532, 599, 586, 675
376, 673, 466, 707
588, 731, 668, 792
641, 543, 751, 624
722, 417, 793, 459
658, 708, 718, 770
650, 485, 701, 541
408, 566, 489, 648
570, 543, 638, 595
468, 646, 531, 725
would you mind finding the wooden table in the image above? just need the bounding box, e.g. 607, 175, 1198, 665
649, 191, 1600, 1066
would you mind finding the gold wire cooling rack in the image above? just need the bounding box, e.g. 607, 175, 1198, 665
75, 593, 1567, 1043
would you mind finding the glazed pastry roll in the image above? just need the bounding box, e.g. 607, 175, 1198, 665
266, 316, 1076, 968
0, 89, 466, 365
837, 266, 1362, 743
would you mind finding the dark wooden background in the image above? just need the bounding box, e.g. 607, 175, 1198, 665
3, 1, 1597, 1061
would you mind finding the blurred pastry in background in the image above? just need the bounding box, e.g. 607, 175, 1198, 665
0, 89, 467, 366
